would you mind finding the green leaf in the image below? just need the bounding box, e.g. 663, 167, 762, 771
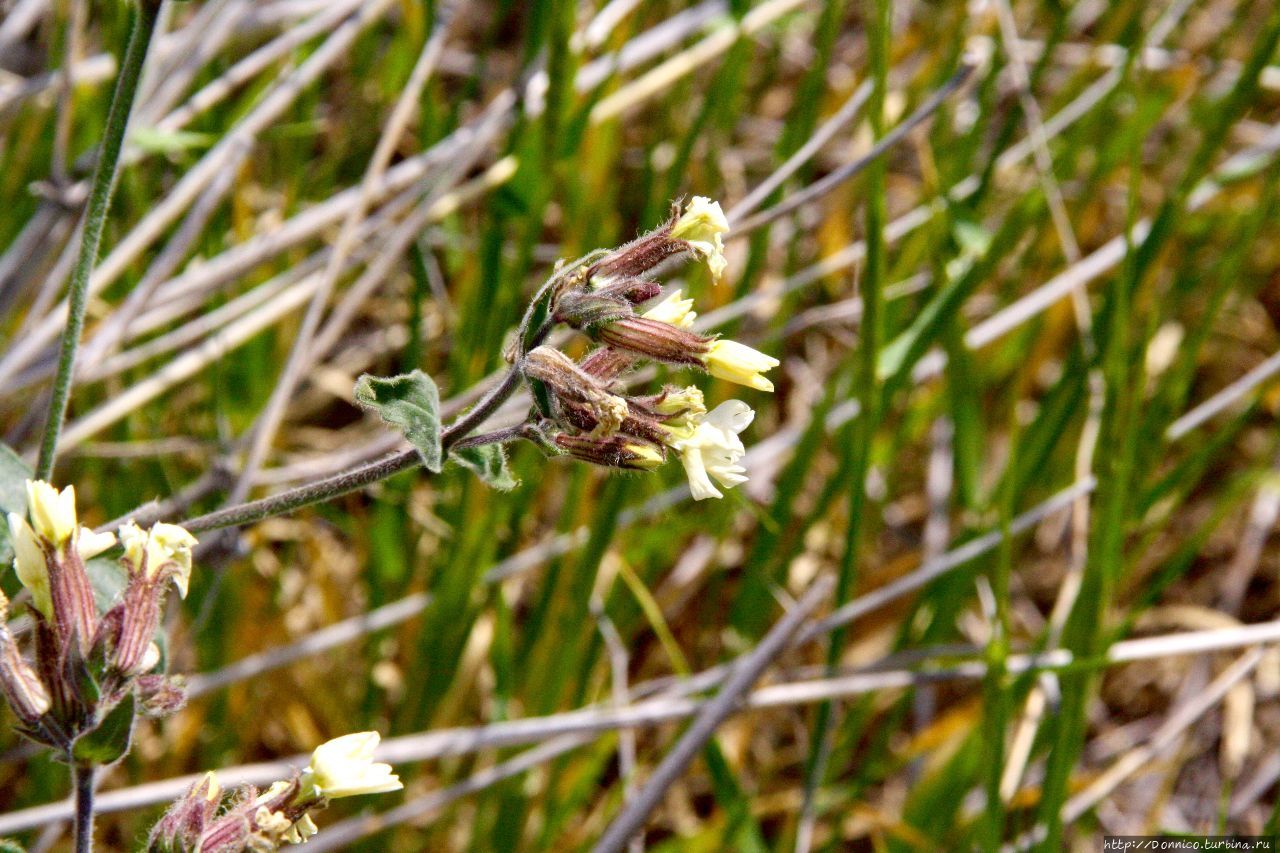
73, 692, 136, 766
0, 443, 31, 565
0, 837, 29, 853
453, 444, 518, 491
354, 371, 443, 472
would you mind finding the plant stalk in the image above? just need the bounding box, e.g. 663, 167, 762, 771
72, 763, 95, 853
36, 1, 161, 481
178, 405, 525, 534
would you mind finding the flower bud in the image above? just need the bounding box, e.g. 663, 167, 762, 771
193, 812, 254, 853
593, 277, 663, 305
554, 434, 665, 471
47, 546, 98, 654
523, 347, 629, 436
299, 732, 403, 800
146, 772, 221, 852
552, 291, 633, 330
590, 317, 709, 366
578, 347, 637, 382
136, 674, 188, 718
587, 229, 689, 285
700, 339, 780, 392
0, 596, 50, 726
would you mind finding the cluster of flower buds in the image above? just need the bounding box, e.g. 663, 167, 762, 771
1, 480, 195, 764
520, 197, 779, 500
148, 732, 403, 852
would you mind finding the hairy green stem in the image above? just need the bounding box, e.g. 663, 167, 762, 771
179, 405, 525, 534
35, 1, 161, 481
72, 763, 95, 853
169, 304, 553, 534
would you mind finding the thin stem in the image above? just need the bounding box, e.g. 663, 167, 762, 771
35, 1, 160, 481
178, 405, 524, 534
175, 297, 548, 534
440, 364, 526, 453
72, 763, 94, 853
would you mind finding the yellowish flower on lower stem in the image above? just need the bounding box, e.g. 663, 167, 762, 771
299, 732, 403, 800
665, 400, 755, 500
700, 339, 780, 392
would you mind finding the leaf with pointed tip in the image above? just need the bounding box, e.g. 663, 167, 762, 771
453, 444, 518, 491
73, 692, 136, 766
353, 371, 443, 472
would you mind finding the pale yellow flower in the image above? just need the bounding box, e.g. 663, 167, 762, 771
119, 521, 198, 597
7, 513, 50, 618
670, 196, 729, 279
642, 289, 697, 329
25, 481, 77, 546
700, 340, 779, 392
300, 732, 403, 800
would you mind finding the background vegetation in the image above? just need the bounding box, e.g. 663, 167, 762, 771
2, 0, 1280, 849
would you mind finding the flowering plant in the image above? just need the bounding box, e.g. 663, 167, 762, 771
148, 732, 402, 851
2, 481, 193, 764
354, 196, 778, 503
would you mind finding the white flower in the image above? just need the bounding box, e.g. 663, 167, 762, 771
119, 521, 198, 597
300, 732, 402, 800
25, 481, 77, 546
284, 813, 318, 845
700, 339, 780, 392
7, 513, 51, 618
670, 196, 729, 280
666, 401, 755, 500
642, 289, 697, 329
